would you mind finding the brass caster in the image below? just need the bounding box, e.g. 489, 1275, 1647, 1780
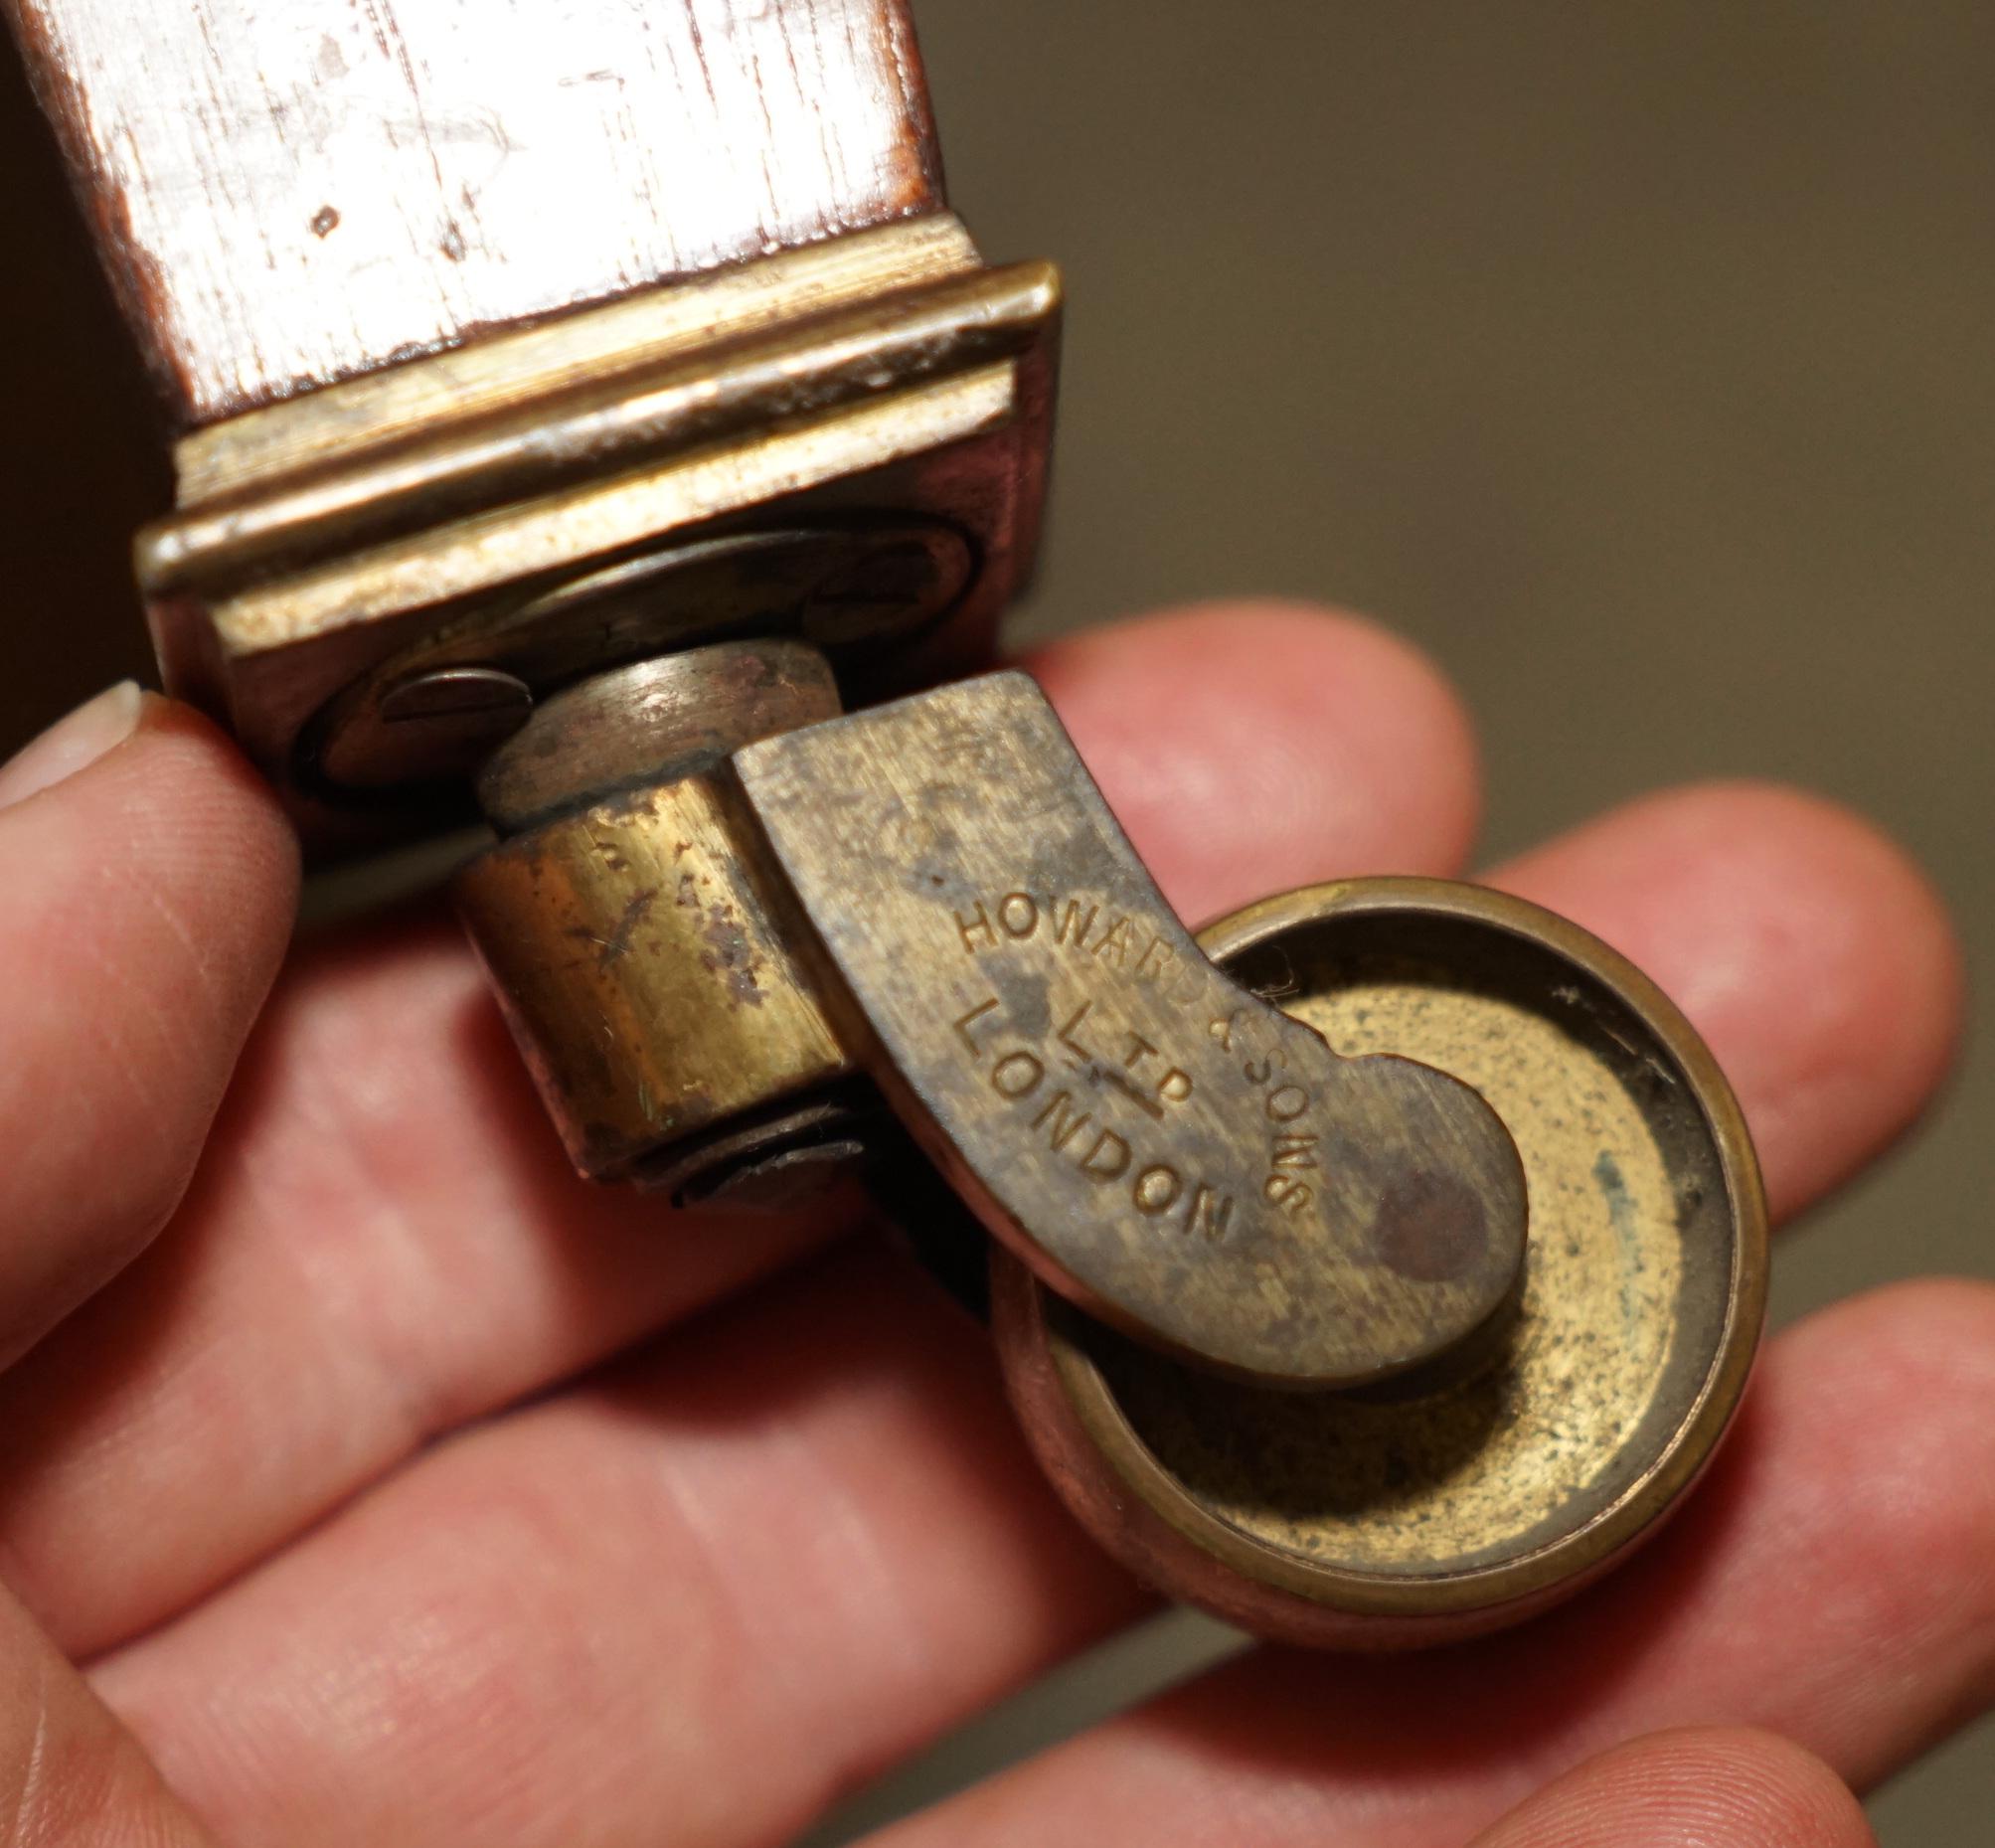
994, 878, 1767, 1648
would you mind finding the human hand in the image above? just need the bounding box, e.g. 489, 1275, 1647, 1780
0, 603, 1972, 1846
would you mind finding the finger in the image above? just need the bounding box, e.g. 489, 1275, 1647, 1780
0, 688, 296, 1367
1494, 781, 1962, 1220
1035, 600, 1483, 922
1466, 1729, 1872, 1848
94, 778, 1966, 1847
0, 602, 1484, 1657
96, 1242, 1150, 1848
0, 1580, 215, 1847
827, 1278, 1995, 1848
88, 835, 1971, 1848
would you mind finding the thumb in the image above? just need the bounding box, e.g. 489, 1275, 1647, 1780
0, 686, 297, 1366
0, 1580, 215, 1846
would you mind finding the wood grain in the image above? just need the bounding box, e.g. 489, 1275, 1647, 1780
3, 0, 944, 428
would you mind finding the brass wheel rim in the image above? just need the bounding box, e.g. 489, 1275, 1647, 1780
1003, 877, 1769, 1624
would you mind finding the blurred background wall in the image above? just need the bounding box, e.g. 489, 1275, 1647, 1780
2, 2, 1989, 1839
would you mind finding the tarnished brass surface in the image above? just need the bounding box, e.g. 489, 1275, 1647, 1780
457, 771, 852, 1182
477, 643, 842, 836
311, 522, 970, 807
133, 216, 1059, 853
141, 256, 1056, 598
734, 675, 1531, 1390
994, 879, 1767, 1646
454, 642, 852, 1183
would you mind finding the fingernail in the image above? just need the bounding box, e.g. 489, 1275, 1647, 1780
0, 682, 146, 811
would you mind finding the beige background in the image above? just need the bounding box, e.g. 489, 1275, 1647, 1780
0, 2, 1988, 1840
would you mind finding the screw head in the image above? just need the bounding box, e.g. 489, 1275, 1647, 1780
318, 665, 533, 790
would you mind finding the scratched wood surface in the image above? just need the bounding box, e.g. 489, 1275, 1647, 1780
2, 0, 943, 429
